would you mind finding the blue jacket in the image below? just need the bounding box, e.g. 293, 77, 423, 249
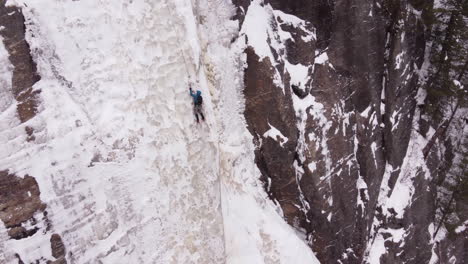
190, 90, 201, 104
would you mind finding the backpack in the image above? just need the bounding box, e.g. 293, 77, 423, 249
195, 95, 203, 106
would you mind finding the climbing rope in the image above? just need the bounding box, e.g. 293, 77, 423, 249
164, 1, 228, 256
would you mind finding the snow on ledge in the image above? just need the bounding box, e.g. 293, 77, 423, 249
273, 9, 316, 41
240, 0, 276, 61
455, 220, 468, 234
314, 51, 329, 65
263, 122, 288, 146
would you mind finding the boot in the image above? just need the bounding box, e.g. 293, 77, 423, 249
200, 113, 205, 121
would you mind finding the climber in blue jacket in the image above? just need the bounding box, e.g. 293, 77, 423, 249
189, 86, 205, 123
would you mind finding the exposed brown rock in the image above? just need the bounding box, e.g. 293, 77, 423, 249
0, 2, 41, 124
49, 233, 67, 264
0, 170, 46, 239
8, 226, 39, 240
243, 47, 303, 224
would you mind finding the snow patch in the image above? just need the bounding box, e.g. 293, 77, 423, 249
315, 51, 329, 65
285, 61, 310, 92
308, 162, 317, 173
454, 220, 468, 234
367, 234, 385, 264
240, 1, 275, 60
395, 51, 405, 70
371, 142, 378, 168
360, 106, 372, 118
365, 228, 406, 263
263, 122, 289, 146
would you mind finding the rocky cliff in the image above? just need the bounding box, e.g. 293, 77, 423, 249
1, 0, 466, 263
234, 0, 467, 263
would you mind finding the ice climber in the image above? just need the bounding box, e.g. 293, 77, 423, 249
189, 86, 205, 123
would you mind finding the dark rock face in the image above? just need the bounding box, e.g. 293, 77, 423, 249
0, 2, 41, 124
234, 0, 466, 263
0, 171, 67, 263
244, 47, 302, 223
0, 170, 46, 240
49, 234, 67, 264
